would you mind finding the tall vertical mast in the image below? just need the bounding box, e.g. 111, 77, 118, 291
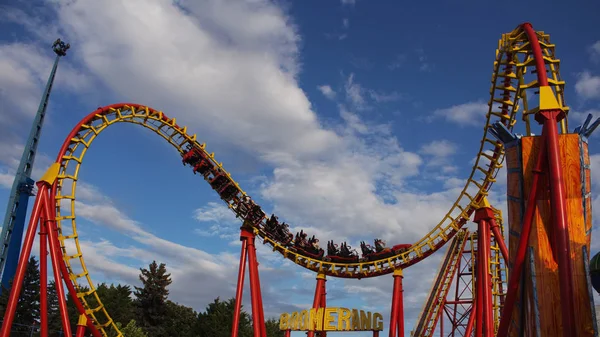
0, 39, 70, 290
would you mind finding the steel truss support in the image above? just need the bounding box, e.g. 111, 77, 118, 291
443, 232, 476, 337
389, 269, 405, 337
231, 227, 266, 337
0, 165, 101, 337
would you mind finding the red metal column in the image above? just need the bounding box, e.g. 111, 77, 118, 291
320, 277, 327, 337
76, 315, 87, 337
522, 22, 575, 337
39, 216, 49, 337
489, 218, 508, 263
43, 191, 72, 337
231, 236, 249, 337
253, 245, 267, 337
482, 220, 494, 336
284, 330, 291, 337
464, 300, 476, 337
538, 110, 576, 337
244, 228, 264, 337
496, 135, 546, 337
389, 269, 404, 337
474, 202, 494, 337
308, 273, 325, 337
475, 247, 483, 337
0, 184, 46, 337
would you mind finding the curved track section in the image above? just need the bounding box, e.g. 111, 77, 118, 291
49, 23, 568, 335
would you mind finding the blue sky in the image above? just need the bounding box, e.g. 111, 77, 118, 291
1, 0, 600, 336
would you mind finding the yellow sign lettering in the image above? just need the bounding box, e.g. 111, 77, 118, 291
279, 307, 383, 332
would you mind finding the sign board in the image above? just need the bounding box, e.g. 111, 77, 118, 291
279, 307, 383, 331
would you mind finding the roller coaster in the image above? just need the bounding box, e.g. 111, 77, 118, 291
0, 22, 598, 337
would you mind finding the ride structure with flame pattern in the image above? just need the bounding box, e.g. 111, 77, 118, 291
0, 22, 597, 337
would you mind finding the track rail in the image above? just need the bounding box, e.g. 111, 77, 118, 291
45, 23, 569, 336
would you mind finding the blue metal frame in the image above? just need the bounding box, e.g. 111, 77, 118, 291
0, 39, 69, 291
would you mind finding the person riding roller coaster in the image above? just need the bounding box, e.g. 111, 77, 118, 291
264, 214, 294, 246
326, 240, 359, 262
182, 146, 206, 166
359, 239, 412, 262
293, 230, 324, 258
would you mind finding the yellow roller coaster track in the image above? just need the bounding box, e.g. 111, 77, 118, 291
49, 24, 568, 336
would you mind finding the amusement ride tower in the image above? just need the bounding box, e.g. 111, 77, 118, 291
0, 39, 70, 291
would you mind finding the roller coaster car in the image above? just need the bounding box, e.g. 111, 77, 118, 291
219, 184, 240, 201
359, 239, 411, 261
325, 240, 359, 263
244, 202, 265, 225
192, 159, 213, 176
209, 172, 230, 191
263, 214, 293, 246
293, 231, 324, 259
182, 147, 206, 166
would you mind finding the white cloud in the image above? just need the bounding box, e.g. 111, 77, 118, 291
343, 18, 349, 29
420, 140, 458, 167
589, 41, 600, 63
432, 101, 488, 126
344, 73, 368, 110
317, 84, 336, 100
575, 71, 600, 100
341, 0, 356, 5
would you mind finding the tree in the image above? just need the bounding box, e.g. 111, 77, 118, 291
163, 300, 197, 337
196, 297, 252, 337
133, 261, 172, 337
0, 257, 40, 335
96, 283, 135, 329
117, 320, 148, 337
47, 280, 64, 336
265, 317, 284, 337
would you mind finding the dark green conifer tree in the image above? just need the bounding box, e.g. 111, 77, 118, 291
133, 261, 172, 337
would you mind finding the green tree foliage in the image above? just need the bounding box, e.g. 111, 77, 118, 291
0, 256, 41, 335
133, 261, 172, 337
265, 317, 284, 337
116, 320, 148, 337
196, 297, 252, 337
47, 280, 64, 336
163, 300, 198, 337
1, 259, 287, 337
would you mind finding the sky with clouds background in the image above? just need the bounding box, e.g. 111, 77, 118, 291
1, 0, 600, 336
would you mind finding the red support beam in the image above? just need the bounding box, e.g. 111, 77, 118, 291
231, 237, 248, 337
0, 184, 46, 337
389, 269, 404, 337
42, 190, 72, 337
76, 315, 87, 337
474, 202, 495, 337
496, 134, 546, 337
538, 111, 576, 337
39, 215, 49, 337
464, 301, 476, 337
489, 218, 509, 263
242, 228, 265, 337
308, 273, 326, 337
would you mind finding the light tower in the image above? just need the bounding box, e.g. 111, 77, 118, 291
0, 39, 70, 291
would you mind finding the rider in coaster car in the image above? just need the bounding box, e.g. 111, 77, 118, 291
266, 214, 278, 231
360, 241, 375, 256
327, 240, 338, 255
374, 239, 388, 253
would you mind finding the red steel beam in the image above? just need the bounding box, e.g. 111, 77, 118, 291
39, 214, 49, 337
231, 236, 248, 337
0, 184, 46, 337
